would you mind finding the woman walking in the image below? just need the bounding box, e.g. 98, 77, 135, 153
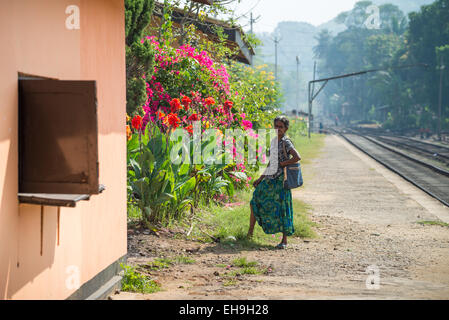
247, 116, 301, 249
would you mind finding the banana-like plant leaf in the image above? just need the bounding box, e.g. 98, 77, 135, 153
180, 177, 196, 196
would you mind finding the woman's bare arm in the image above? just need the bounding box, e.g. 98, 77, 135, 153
280, 149, 301, 167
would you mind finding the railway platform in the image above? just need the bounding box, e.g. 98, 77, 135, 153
293, 133, 449, 226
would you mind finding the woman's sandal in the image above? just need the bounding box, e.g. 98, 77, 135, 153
275, 243, 287, 250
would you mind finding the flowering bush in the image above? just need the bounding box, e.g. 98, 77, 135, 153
136, 36, 250, 136
126, 33, 283, 225
228, 62, 283, 129
125, 2, 284, 226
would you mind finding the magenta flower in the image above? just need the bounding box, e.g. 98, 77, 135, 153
242, 120, 253, 130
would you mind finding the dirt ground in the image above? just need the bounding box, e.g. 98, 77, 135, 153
113, 134, 449, 300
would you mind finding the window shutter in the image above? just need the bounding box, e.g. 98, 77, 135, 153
19, 80, 100, 195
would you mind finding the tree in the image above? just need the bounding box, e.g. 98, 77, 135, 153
126, 0, 155, 46
402, 0, 449, 130
125, 0, 156, 115
313, 30, 332, 61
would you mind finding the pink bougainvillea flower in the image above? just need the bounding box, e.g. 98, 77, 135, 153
242, 120, 253, 130
139, 39, 241, 132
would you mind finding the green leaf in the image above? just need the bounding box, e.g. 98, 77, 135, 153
178, 163, 190, 176
127, 134, 140, 153
129, 158, 141, 178
180, 177, 196, 196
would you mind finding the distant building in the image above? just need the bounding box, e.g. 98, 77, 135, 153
286, 110, 312, 122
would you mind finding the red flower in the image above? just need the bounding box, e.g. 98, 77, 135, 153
126, 125, 132, 141
181, 96, 192, 110
184, 125, 193, 134
224, 100, 233, 109
205, 97, 215, 105
156, 111, 166, 120
131, 115, 143, 130
170, 98, 182, 113
164, 113, 181, 128
188, 113, 200, 122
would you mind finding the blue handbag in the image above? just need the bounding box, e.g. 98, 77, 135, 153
282, 141, 303, 190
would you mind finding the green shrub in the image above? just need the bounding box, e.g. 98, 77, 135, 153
120, 264, 161, 294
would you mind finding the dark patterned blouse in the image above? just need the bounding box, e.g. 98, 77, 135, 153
264, 136, 296, 180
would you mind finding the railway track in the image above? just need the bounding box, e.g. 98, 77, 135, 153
350, 128, 449, 166
331, 128, 449, 207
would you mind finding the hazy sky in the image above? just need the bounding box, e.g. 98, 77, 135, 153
232, 0, 360, 33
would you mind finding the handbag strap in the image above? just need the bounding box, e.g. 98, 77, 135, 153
282, 139, 288, 181
282, 138, 288, 159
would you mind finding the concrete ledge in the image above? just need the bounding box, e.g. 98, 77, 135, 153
66, 254, 127, 300
86, 275, 123, 300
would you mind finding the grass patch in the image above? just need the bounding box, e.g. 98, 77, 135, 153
232, 257, 258, 268
292, 200, 318, 238
289, 133, 326, 165
223, 279, 238, 287
120, 264, 161, 294
180, 119, 324, 248
225, 266, 263, 277
146, 258, 173, 270
240, 266, 263, 275
220, 257, 267, 286
174, 255, 196, 264
190, 190, 318, 248
145, 255, 196, 270
418, 220, 449, 228
127, 203, 142, 225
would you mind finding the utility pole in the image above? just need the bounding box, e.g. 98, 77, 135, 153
296, 56, 300, 112
438, 56, 445, 141
249, 12, 260, 34
251, 12, 253, 33
312, 61, 317, 99
250, 12, 254, 34
308, 61, 317, 137
273, 35, 281, 81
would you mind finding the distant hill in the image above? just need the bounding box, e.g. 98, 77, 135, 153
254, 0, 435, 112
373, 0, 434, 14
318, 0, 434, 35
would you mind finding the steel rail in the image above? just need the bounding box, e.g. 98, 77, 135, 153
332, 129, 449, 208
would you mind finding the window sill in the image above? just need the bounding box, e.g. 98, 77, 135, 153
18, 184, 105, 207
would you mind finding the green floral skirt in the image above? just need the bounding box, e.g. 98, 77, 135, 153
250, 175, 294, 236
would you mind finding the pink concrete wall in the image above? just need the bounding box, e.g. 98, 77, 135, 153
0, 0, 127, 299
